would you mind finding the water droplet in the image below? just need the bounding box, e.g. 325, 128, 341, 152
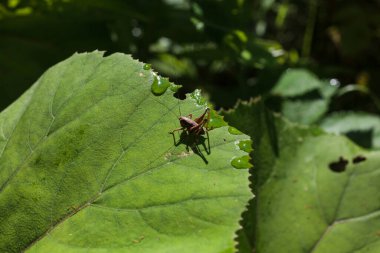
228, 126, 244, 135
329, 78, 340, 87
151, 74, 170, 96
238, 140, 253, 153
143, 64, 151, 70
231, 155, 251, 169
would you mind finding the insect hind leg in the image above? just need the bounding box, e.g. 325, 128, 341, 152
203, 130, 211, 154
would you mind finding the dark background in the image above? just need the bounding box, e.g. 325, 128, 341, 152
1, 0, 379, 116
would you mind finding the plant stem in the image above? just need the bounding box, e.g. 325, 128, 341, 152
302, 0, 318, 58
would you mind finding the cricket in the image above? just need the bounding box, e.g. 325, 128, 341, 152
169, 107, 212, 160
169, 108, 211, 136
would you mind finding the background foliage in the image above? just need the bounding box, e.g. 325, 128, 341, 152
1, 0, 380, 252
2, 0, 380, 115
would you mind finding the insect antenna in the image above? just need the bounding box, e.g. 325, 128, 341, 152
173, 91, 182, 117
178, 98, 182, 116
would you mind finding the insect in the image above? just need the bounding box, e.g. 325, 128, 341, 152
169, 108, 211, 136
169, 107, 212, 162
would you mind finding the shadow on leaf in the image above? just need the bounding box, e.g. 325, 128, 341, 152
170, 131, 211, 164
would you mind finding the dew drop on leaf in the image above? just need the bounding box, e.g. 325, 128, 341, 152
231, 155, 251, 169
151, 74, 170, 95
228, 126, 244, 135
238, 140, 253, 153
143, 64, 151, 70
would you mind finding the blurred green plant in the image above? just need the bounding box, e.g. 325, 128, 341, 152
223, 99, 380, 253
2, 0, 380, 113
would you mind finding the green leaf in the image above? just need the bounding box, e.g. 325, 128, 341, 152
223, 99, 380, 253
281, 99, 328, 125
270, 69, 338, 124
320, 111, 380, 149
271, 69, 322, 97
0, 52, 252, 253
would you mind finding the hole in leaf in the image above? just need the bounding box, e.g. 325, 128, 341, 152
173, 89, 186, 100
352, 155, 366, 164
329, 156, 348, 173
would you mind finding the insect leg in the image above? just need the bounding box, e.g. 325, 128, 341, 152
169, 127, 184, 134
194, 108, 210, 124
204, 109, 210, 129
189, 124, 200, 132
205, 130, 211, 154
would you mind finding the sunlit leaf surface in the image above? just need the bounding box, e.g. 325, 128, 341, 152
0, 52, 251, 253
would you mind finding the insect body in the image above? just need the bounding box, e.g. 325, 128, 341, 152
170, 108, 211, 162
170, 108, 210, 135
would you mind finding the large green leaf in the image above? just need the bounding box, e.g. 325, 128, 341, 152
0, 52, 252, 253
271, 69, 322, 97
320, 111, 380, 150
223, 99, 380, 253
270, 69, 338, 124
